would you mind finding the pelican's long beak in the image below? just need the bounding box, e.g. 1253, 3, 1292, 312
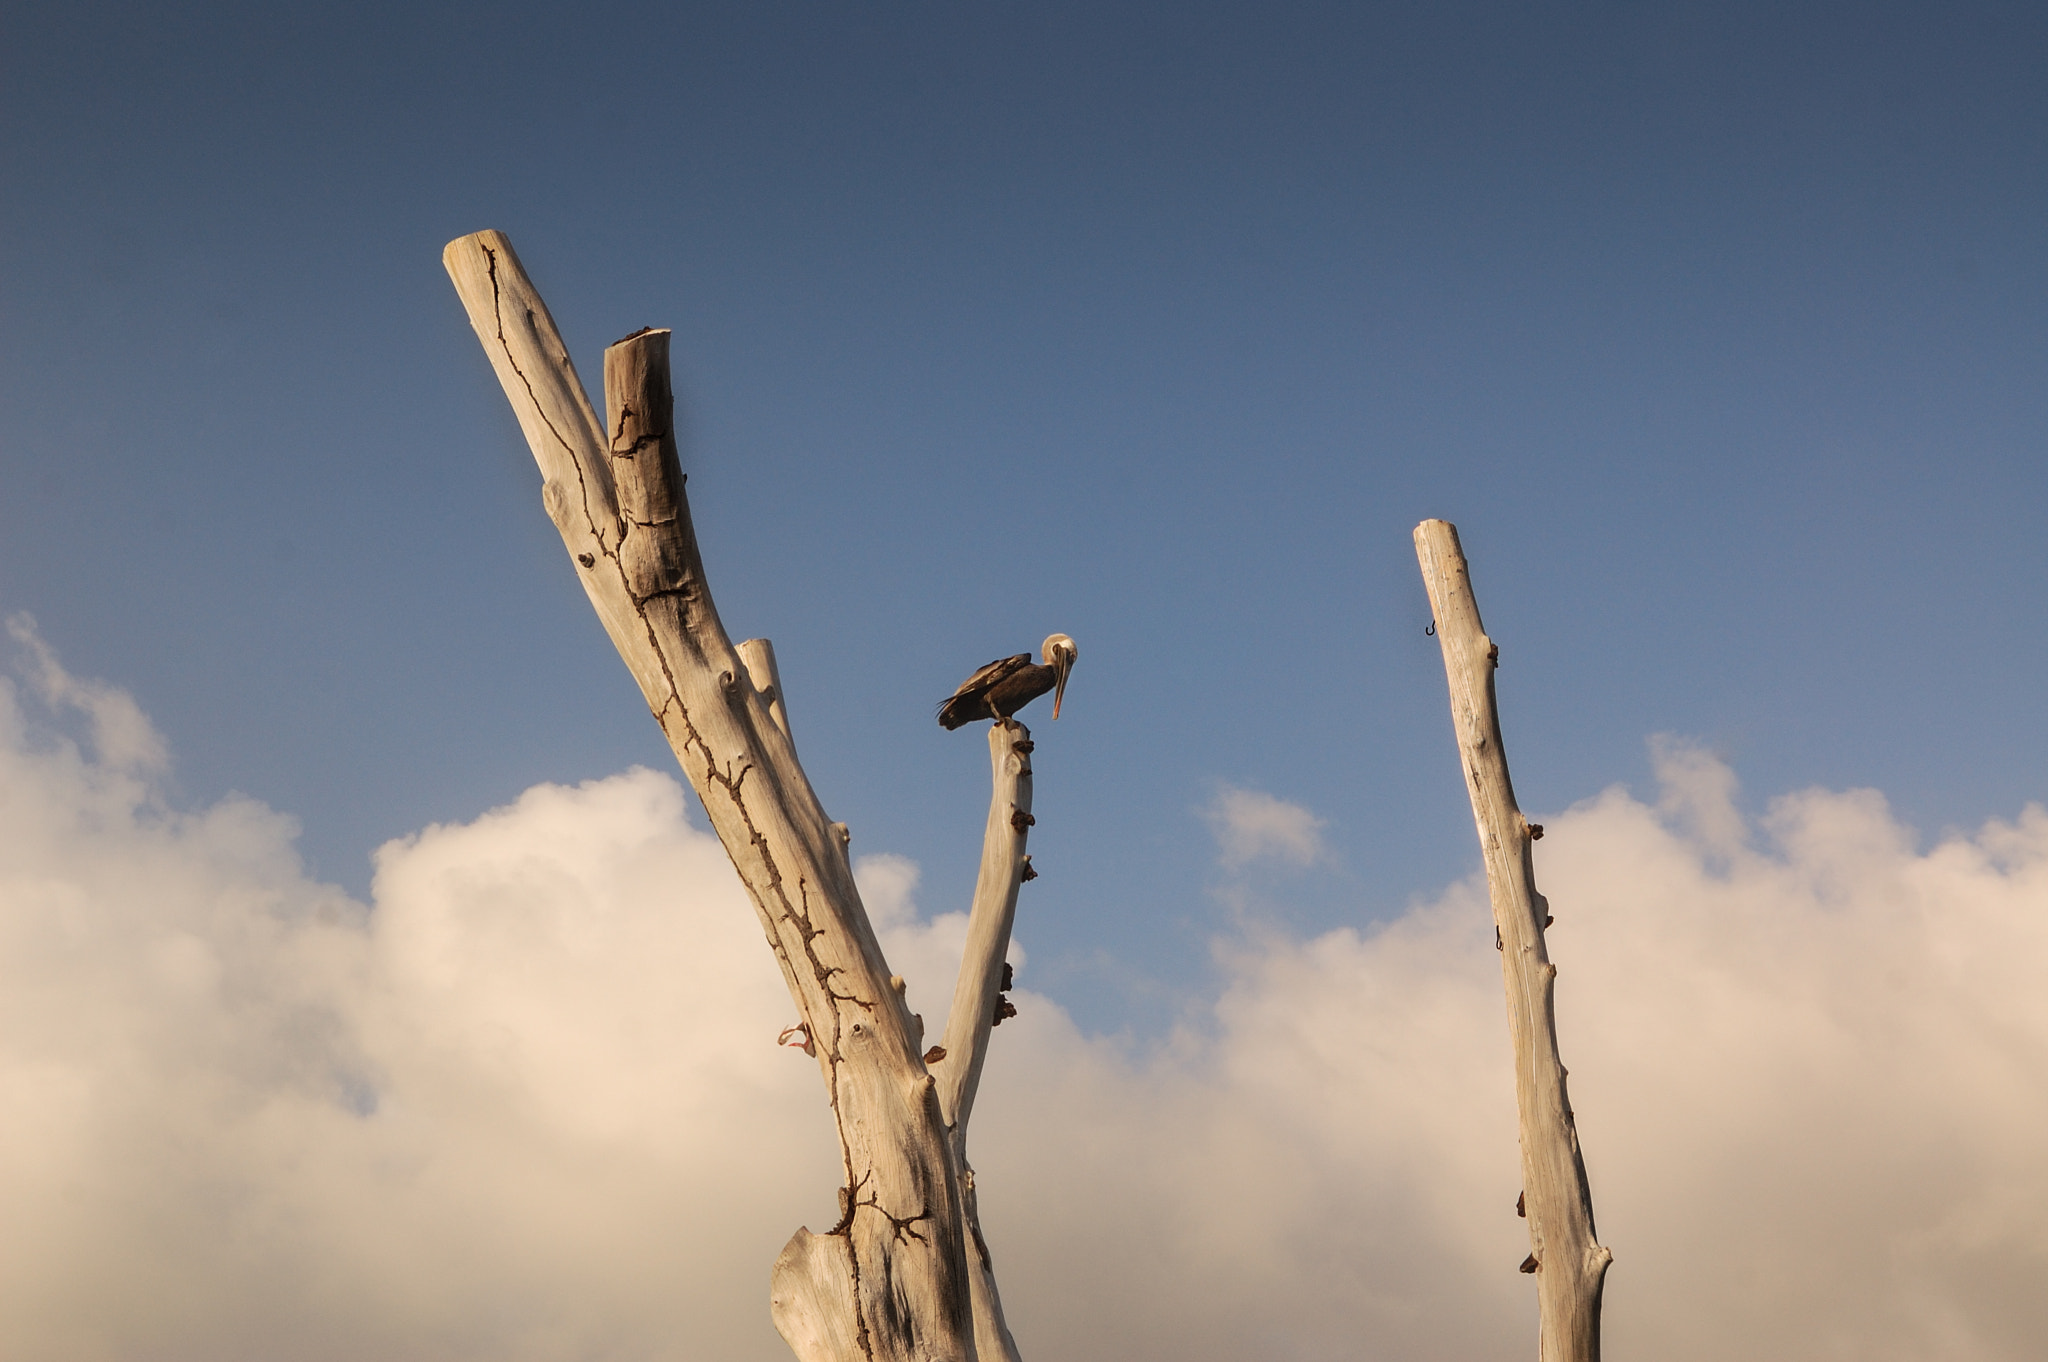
1051, 650, 1073, 720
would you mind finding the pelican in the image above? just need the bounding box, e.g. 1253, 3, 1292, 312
938, 634, 1077, 730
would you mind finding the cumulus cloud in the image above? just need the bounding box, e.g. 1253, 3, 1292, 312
0, 624, 839, 1361
1203, 783, 1330, 869
1, 628, 2045, 1361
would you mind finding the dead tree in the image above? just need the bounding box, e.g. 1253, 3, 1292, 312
444, 230, 1031, 1362
1415, 519, 1612, 1362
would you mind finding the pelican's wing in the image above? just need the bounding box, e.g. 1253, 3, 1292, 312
937, 654, 1031, 728
947, 654, 1031, 699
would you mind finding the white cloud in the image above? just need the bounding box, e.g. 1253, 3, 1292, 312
1, 632, 2045, 1361
7, 612, 167, 775
850, 852, 1023, 1045
1203, 783, 1329, 869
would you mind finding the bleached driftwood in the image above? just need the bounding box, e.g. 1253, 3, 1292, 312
928, 721, 1035, 1362
1414, 519, 1611, 1362
444, 231, 976, 1362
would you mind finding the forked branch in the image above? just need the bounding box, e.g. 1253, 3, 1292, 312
444, 230, 975, 1362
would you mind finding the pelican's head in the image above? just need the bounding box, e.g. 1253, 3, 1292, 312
1041, 633, 1078, 719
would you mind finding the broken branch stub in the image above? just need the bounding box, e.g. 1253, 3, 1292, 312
1414, 519, 1611, 1362
444, 230, 975, 1362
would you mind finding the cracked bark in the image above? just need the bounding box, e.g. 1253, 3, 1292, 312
444, 231, 976, 1362
1414, 519, 1611, 1362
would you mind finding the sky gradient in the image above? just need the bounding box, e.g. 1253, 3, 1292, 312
6, 3, 2046, 1024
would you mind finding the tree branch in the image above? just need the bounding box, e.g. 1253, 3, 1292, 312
1414, 518, 1611, 1362
738, 638, 795, 742
445, 231, 976, 1362
928, 720, 1034, 1362
933, 721, 1032, 1134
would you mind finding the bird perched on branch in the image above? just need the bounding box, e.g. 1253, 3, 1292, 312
938, 634, 1077, 730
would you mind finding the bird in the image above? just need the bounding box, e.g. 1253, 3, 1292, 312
937, 634, 1077, 730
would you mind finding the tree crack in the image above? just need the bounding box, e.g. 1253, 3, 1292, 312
480, 269, 907, 1362
482, 242, 617, 570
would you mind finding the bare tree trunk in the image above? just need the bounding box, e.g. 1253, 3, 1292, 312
1414, 519, 1611, 1362
444, 230, 976, 1362
928, 721, 1035, 1362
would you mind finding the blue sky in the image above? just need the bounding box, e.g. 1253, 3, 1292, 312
4, 0, 2045, 1035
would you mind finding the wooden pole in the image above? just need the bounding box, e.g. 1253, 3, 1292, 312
1414, 519, 1611, 1362
444, 231, 976, 1362
929, 720, 1034, 1362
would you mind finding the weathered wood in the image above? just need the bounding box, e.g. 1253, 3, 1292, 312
932, 721, 1032, 1135
1414, 519, 1611, 1362
929, 721, 1034, 1362
738, 637, 795, 742
445, 231, 976, 1362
